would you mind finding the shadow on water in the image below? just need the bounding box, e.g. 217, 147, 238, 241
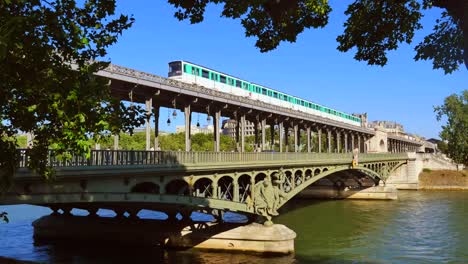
31, 239, 383, 264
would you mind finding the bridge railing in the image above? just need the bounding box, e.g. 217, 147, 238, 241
17, 149, 408, 168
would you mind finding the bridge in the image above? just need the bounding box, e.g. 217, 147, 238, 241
5, 150, 411, 223
4, 63, 430, 254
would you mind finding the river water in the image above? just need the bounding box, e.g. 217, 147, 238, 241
1, 191, 467, 263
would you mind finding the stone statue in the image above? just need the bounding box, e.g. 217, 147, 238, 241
352, 148, 359, 168
253, 168, 287, 225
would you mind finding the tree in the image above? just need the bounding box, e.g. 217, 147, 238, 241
435, 90, 468, 165
0, 0, 145, 192
168, 0, 468, 73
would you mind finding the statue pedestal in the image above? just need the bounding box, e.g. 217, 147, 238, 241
33, 215, 296, 254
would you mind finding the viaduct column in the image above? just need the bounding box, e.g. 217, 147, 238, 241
254, 119, 259, 151
270, 121, 275, 150
294, 124, 299, 152
336, 130, 341, 153
241, 115, 246, 152
284, 124, 290, 152
184, 104, 191, 152
358, 134, 362, 153
327, 129, 332, 153
152, 102, 160, 151
307, 126, 311, 153
318, 128, 322, 153
344, 133, 348, 152
279, 122, 284, 152
145, 98, 152, 150
235, 115, 240, 152
261, 119, 266, 151
213, 110, 221, 152
351, 134, 355, 151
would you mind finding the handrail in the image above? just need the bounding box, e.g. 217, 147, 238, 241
16, 149, 408, 168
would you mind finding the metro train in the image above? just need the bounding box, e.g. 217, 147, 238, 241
168, 60, 361, 126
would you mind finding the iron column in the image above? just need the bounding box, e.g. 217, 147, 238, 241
184, 104, 191, 152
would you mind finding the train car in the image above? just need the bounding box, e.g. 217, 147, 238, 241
168, 61, 361, 126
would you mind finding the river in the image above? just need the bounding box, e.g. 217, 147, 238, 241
1, 191, 467, 263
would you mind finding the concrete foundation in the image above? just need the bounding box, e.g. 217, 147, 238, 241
297, 186, 398, 200
33, 215, 296, 255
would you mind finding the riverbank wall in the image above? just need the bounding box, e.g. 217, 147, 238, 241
419, 169, 468, 190
386, 153, 463, 190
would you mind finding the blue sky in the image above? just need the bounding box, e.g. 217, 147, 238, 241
106, 1, 467, 139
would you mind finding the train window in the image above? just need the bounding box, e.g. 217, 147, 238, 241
283, 95, 288, 101
273, 92, 278, 98
168, 61, 182, 77
220, 75, 226, 83
192, 67, 200, 76
236, 80, 241, 88
262, 88, 267, 95
202, 69, 209, 78
212, 73, 218, 81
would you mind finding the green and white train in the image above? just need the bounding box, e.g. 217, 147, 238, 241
168, 61, 361, 127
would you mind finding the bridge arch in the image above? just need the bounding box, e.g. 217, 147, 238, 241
277, 166, 385, 209
165, 179, 190, 196
218, 176, 234, 201
255, 172, 267, 183
237, 174, 252, 203
193, 178, 213, 198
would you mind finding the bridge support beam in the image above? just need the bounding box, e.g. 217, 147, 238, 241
153, 103, 160, 151
235, 115, 240, 151
307, 126, 311, 153
336, 131, 341, 153
145, 98, 152, 150
113, 135, 119, 150
344, 133, 348, 153
358, 135, 362, 153
327, 129, 332, 153
279, 122, 284, 152
241, 115, 246, 152
184, 104, 191, 152
261, 119, 266, 151
318, 128, 322, 153
213, 110, 221, 152
270, 121, 275, 150
254, 119, 259, 152
294, 124, 299, 152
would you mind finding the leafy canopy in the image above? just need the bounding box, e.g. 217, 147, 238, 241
168, 0, 468, 74
0, 0, 145, 191
435, 90, 468, 165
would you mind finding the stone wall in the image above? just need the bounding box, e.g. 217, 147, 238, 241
386, 153, 463, 190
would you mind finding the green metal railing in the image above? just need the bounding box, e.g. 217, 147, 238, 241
17, 149, 408, 168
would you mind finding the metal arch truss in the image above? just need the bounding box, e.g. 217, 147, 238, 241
4, 155, 409, 225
